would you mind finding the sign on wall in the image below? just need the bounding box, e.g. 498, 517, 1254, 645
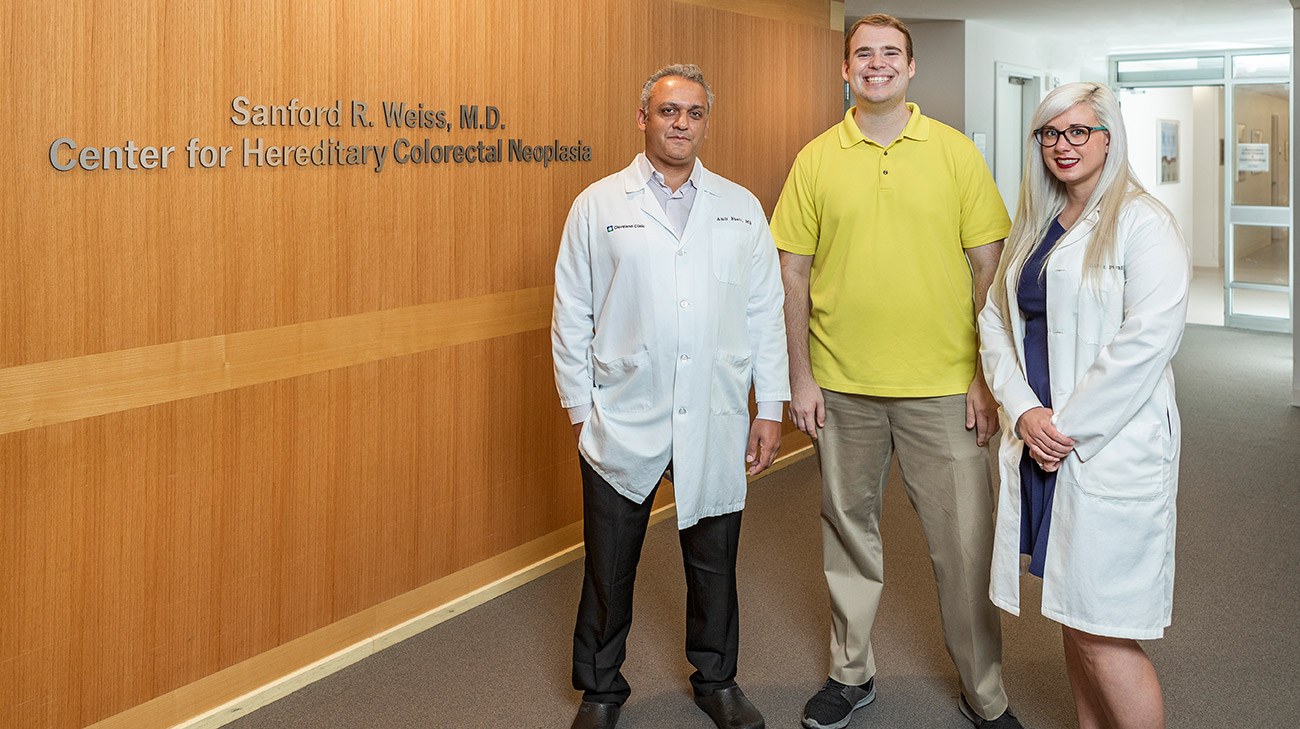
1237, 142, 1270, 173
49, 97, 593, 173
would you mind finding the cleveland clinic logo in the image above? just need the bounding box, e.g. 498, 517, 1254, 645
606, 224, 645, 232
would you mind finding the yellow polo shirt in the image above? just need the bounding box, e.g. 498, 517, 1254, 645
771, 104, 1010, 397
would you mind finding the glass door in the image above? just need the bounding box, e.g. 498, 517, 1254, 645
1112, 48, 1293, 333
1226, 53, 1292, 332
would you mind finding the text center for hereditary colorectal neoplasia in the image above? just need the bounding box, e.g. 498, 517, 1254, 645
48, 96, 595, 174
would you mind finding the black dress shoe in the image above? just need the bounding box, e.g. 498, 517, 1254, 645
693, 686, 765, 729
570, 701, 620, 729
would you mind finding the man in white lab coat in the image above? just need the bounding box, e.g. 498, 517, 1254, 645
551, 64, 790, 729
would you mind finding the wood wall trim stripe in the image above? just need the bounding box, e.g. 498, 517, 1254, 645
0, 286, 554, 437
83, 443, 814, 729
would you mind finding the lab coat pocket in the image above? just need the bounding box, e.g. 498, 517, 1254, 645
1071, 422, 1165, 501
710, 352, 752, 415
1079, 277, 1124, 345
593, 351, 653, 413
710, 231, 747, 286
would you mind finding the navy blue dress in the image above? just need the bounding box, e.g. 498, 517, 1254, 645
1018, 219, 1065, 578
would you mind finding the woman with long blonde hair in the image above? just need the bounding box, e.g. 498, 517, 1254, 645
978, 82, 1189, 728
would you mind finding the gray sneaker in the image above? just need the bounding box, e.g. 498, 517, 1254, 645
959, 695, 1025, 728
801, 677, 875, 729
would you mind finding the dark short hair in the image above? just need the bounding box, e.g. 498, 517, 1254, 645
641, 64, 713, 112
844, 14, 913, 61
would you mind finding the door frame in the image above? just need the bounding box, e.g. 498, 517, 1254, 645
1111, 48, 1293, 333
993, 62, 1046, 215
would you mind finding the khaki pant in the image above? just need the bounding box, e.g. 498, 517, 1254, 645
816, 390, 1008, 720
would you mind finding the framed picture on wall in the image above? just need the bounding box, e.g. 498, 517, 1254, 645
1158, 119, 1179, 184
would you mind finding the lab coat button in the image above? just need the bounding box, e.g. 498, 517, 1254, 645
678, 407, 687, 415
680, 354, 690, 362
679, 300, 690, 308
677, 249, 686, 256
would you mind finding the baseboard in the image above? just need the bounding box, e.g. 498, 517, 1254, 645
84, 517, 596, 729
177, 531, 604, 729
85, 439, 814, 729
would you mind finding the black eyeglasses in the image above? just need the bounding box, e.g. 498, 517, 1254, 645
1034, 125, 1108, 147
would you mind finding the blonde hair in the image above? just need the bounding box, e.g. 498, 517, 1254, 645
991, 82, 1171, 319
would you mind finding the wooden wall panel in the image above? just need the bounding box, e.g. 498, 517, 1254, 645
677, 0, 834, 28
0, 1, 842, 728
3, 0, 838, 366
2, 332, 585, 728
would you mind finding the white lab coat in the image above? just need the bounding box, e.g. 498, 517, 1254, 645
978, 196, 1189, 639
552, 155, 790, 529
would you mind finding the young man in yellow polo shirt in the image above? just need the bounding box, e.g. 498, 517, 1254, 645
771, 14, 1023, 729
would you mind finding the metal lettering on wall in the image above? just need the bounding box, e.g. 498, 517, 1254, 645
49, 96, 594, 173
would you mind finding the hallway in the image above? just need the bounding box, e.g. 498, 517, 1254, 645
227, 325, 1300, 729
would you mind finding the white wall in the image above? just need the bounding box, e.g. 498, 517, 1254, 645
1121, 87, 1199, 262
907, 20, 966, 130
964, 22, 1047, 155
1192, 86, 1224, 269
963, 21, 1084, 214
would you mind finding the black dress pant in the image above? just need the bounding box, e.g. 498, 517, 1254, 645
572, 457, 743, 705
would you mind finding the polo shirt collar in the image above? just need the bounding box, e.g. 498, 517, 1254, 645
837, 102, 931, 149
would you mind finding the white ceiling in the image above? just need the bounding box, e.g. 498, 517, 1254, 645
846, 0, 1292, 64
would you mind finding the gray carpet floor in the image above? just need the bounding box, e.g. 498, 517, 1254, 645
226, 324, 1299, 728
